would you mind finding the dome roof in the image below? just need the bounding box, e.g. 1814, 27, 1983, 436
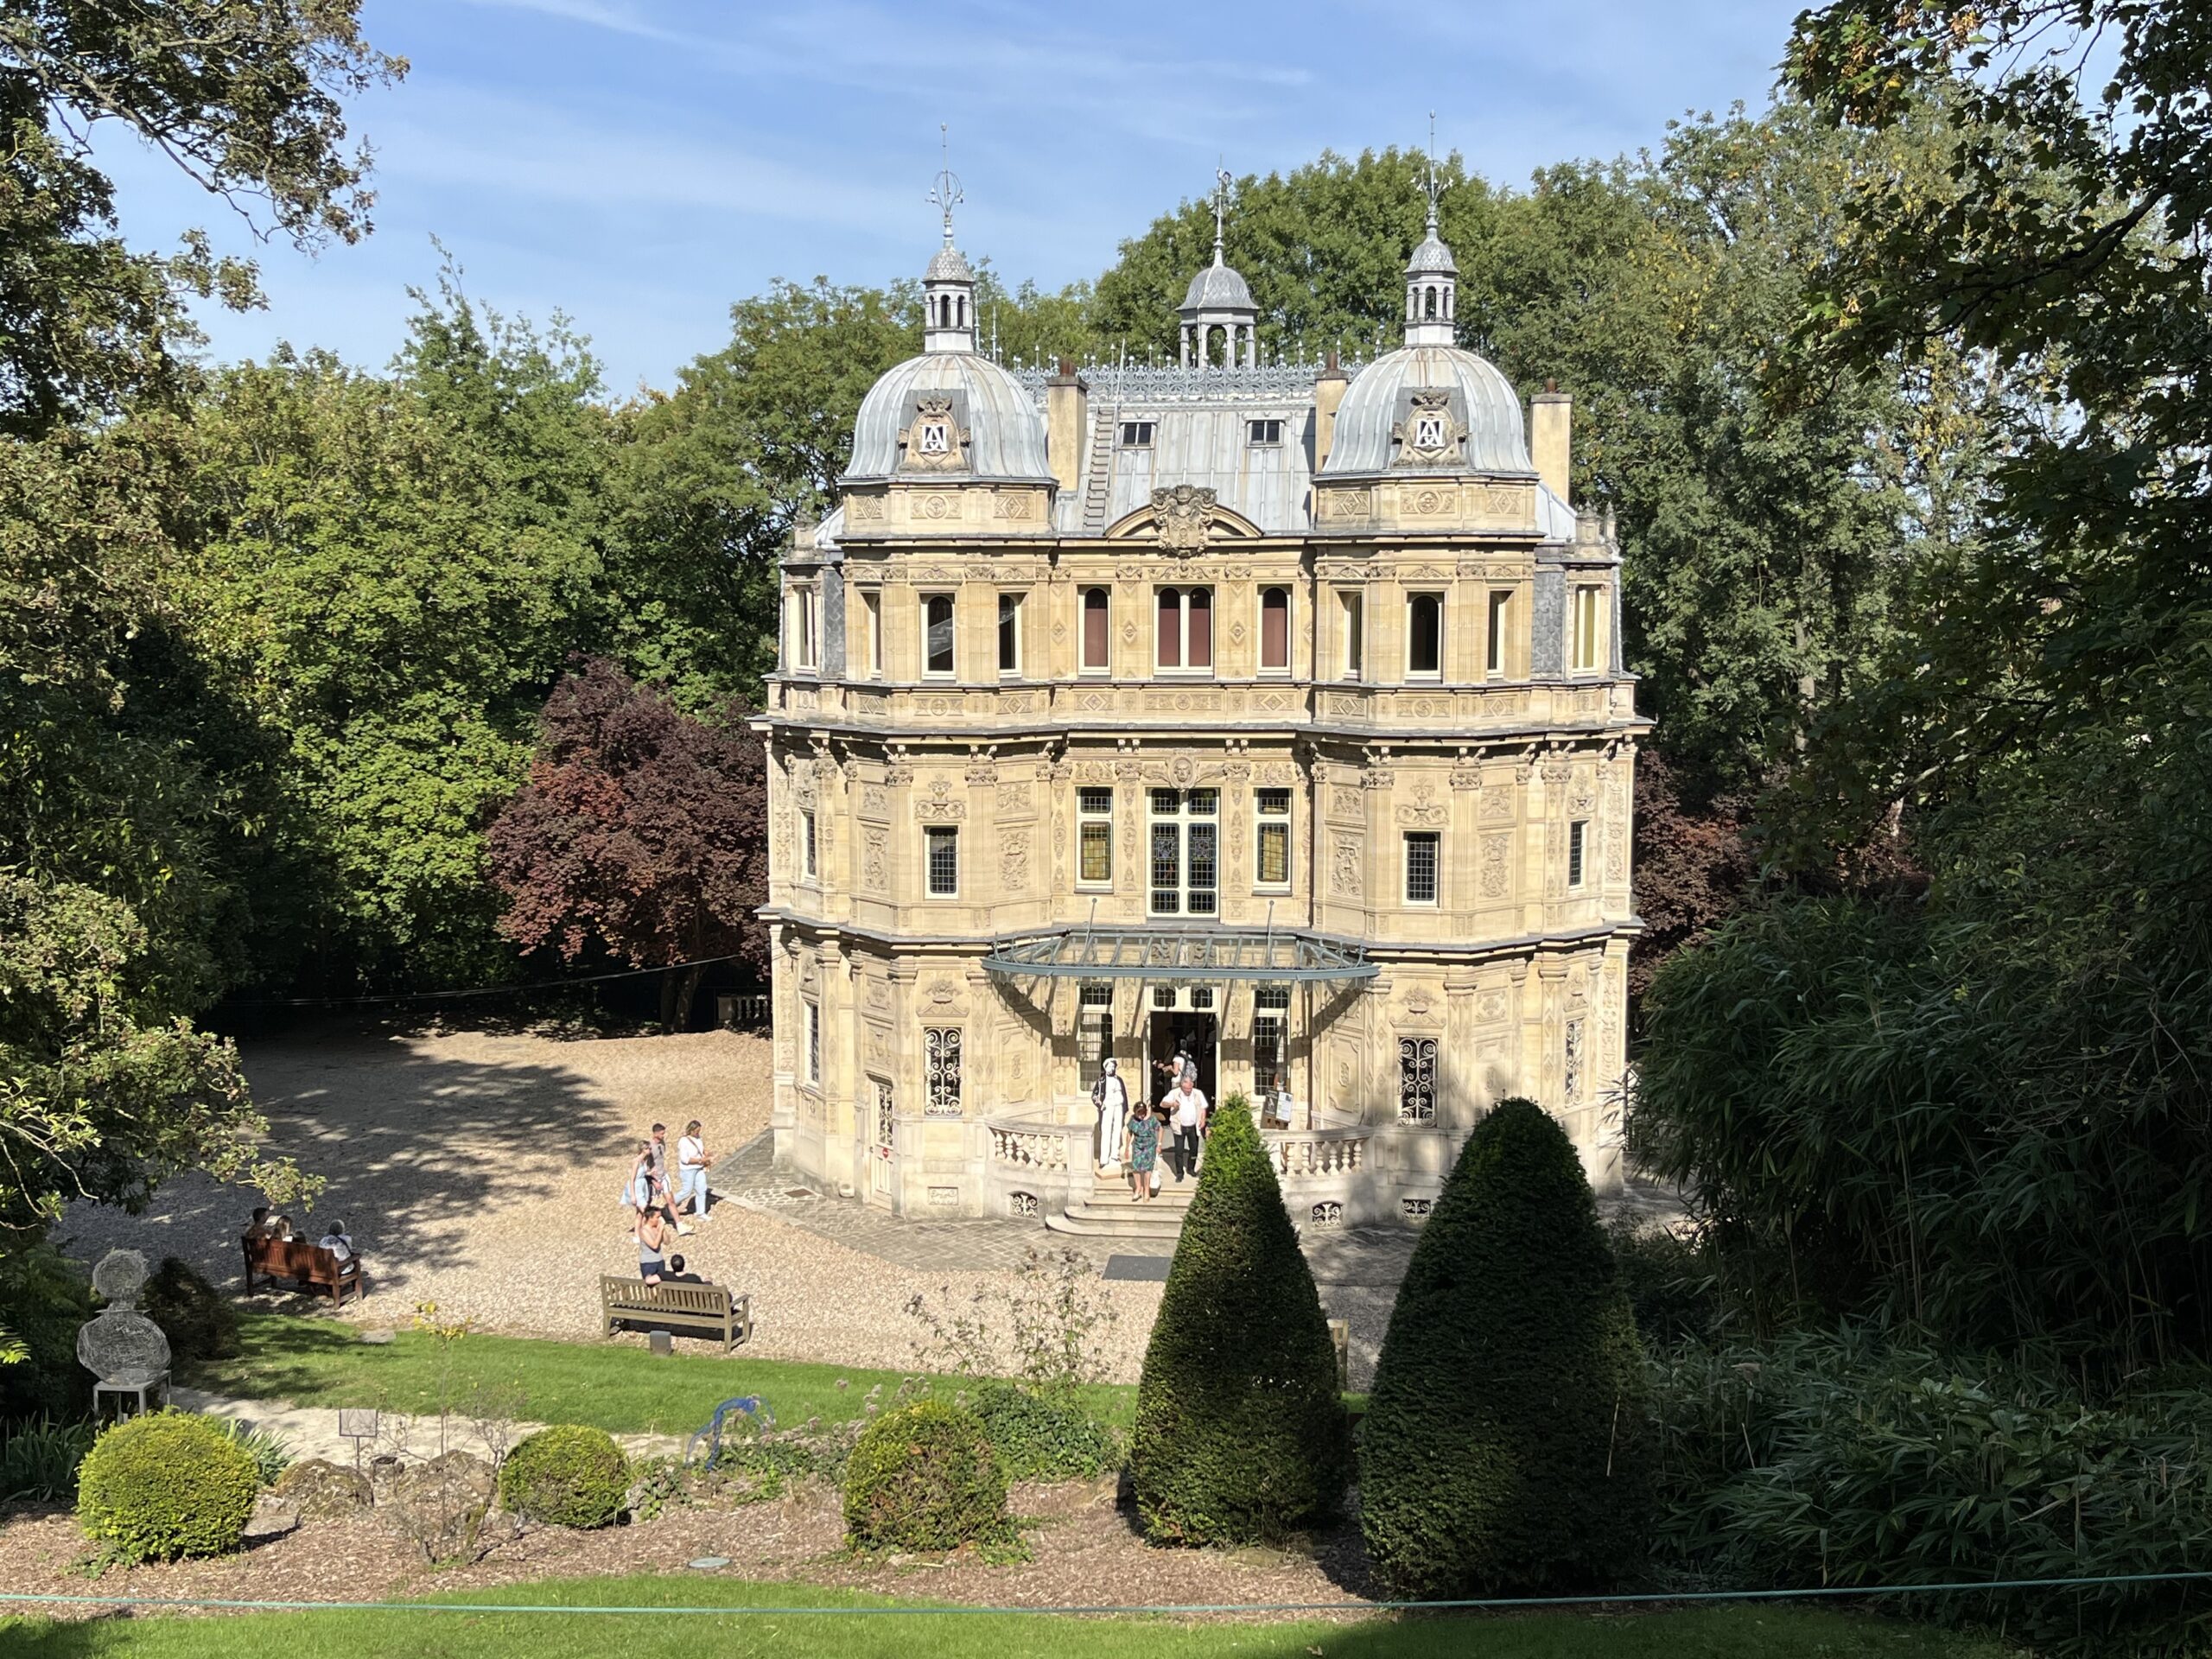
925, 241, 974, 283
1180, 259, 1255, 314
1320, 344, 1531, 475
842, 351, 1054, 484
1405, 231, 1457, 276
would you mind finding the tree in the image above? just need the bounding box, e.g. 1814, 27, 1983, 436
1362, 1098, 1650, 1597
486, 658, 768, 1028
1128, 1099, 1348, 1545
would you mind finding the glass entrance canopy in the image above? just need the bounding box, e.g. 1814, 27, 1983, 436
981, 925, 1376, 983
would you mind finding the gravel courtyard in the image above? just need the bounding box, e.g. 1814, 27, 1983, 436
60, 1020, 1183, 1382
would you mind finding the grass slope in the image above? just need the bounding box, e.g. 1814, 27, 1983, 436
0, 1575, 2011, 1658
190, 1315, 1137, 1435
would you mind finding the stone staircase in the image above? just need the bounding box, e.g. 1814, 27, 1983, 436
1044, 1164, 1201, 1241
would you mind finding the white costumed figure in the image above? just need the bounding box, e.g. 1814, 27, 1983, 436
1090, 1058, 1130, 1170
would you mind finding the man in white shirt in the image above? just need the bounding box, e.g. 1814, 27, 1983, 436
1165, 1073, 1208, 1183
316, 1221, 353, 1262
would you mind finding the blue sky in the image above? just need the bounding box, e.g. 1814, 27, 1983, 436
99, 0, 1804, 394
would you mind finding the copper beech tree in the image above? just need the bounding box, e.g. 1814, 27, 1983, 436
487, 658, 769, 1027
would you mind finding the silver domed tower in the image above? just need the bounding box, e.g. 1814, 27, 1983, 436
1179, 167, 1260, 369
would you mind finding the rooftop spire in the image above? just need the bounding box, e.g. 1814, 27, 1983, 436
921, 123, 976, 353
928, 122, 963, 249
1421, 111, 1442, 239
1211, 163, 1232, 267
1403, 116, 1458, 347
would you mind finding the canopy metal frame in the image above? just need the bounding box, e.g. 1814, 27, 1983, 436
981, 925, 1375, 984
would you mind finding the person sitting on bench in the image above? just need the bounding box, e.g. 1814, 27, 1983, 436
662, 1253, 707, 1285
316, 1220, 354, 1262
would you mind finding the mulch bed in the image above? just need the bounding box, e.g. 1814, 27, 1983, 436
0, 1482, 1377, 1623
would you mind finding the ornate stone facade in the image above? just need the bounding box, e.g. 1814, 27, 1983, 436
756, 181, 1644, 1226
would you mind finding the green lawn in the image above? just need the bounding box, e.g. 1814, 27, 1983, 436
0, 1575, 2010, 1659
190, 1314, 1139, 1436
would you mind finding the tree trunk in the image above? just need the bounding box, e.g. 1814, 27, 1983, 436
661, 962, 709, 1032
659, 967, 681, 1032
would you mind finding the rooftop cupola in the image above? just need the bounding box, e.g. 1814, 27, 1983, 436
1404, 133, 1457, 347
922, 128, 976, 354
1178, 166, 1259, 369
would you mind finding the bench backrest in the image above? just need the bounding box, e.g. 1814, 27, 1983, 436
244, 1236, 351, 1277
600, 1275, 732, 1317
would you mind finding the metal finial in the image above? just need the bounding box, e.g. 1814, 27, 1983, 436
928, 123, 963, 246
1422, 111, 1442, 235
1212, 162, 1233, 267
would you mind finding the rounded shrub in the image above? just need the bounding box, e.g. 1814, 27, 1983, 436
1362, 1097, 1653, 1597
1129, 1098, 1350, 1545
77, 1411, 259, 1561
144, 1256, 241, 1366
842, 1399, 1008, 1551
498, 1425, 629, 1529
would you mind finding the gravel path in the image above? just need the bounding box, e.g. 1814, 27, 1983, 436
59, 1020, 1175, 1382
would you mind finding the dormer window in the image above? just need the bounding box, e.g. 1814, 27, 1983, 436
1247, 418, 1283, 446
1120, 421, 1155, 448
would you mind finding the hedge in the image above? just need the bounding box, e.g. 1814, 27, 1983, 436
842, 1399, 1008, 1551
499, 1424, 629, 1529
1361, 1096, 1652, 1596
1128, 1097, 1348, 1544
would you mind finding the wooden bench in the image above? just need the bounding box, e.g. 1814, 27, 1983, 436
600, 1275, 752, 1351
241, 1236, 365, 1307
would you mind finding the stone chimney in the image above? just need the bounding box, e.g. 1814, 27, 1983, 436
1530, 381, 1571, 506
1046, 356, 1087, 499
1312, 350, 1351, 473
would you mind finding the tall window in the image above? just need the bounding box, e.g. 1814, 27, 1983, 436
873, 1077, 894, 1151
1081, 587, 1110, 671
1404, 831, 1440, 906
1078, 985, 1114, 1088
1408, 592, 1443, 677
1077, 787, 1114, 887
925, 827, 959, 897
997, 593, 1022, 675
1341, 590, 1364, 678
1486, 589, 1510, 677
802, 810, 817, 879
923, 594, 956, 677
804, 999, 821, 1084
1259, 587, 1290, 672
1572, 583, 1605, 671
924, 1027, 963, 1117
790, 585, 818, 671
1255, 986, 1291, 1097
1398, 1037, 1436, 1122
864, 589, 883, 677
1148, 788, 1218, 916
1155, 587, 1213, 671
1255, 788, 1292, 888
1568, 819, 1588, 888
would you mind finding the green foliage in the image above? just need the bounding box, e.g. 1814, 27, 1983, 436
1128, 1098, 1348, 1546
499, 1424, 630, 1529
1631, 887, 2212, 1379
841, 1400, 1009, 1553
1649, 1329, 2212, 1657
1362, 1099, 1651, 1597
1605, 1219, 1720, 1351
210, 1417, 294, 1487
75, 1411, 259, 1561
963, 1382, 1121, 1482
144, 1258, 241, 1367
0, 1245, 93, 1421
0, 1414, 96, 1503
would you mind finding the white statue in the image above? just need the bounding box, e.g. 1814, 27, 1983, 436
1090, 1058, 1130, 1170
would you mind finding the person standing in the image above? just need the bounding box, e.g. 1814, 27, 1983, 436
1124, 1098, 1160, 1201
1166, 1071, 1208, 1182
1091, 1058, 1130, 1170
647, 1122, 689, 1235
677, 1119, 714, 1222
635, 1205, 671, 1285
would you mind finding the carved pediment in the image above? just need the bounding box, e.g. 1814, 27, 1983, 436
1103, 486, 1263, 553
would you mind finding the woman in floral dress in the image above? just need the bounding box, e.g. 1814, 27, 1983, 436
1125, 1100, 1160, 1201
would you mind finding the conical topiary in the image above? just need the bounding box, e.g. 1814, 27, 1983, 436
1128, 1096, 1350, 1544
1361, 1096, 1652, 1596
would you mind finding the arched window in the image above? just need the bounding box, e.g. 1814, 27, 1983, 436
957, 294, 966, 327
1424, 285, 1438, 320
1408, 592, 1443, 677
1156, 587, 1215, 671
924, 593, 956, 677
1186, 588, 1212, 668
1082, 588, 1110, 671
1260, 587, 1289, 671
1156, 587, 1182, 669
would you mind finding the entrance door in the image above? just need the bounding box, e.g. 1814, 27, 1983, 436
1147, 1010, 1218, 1109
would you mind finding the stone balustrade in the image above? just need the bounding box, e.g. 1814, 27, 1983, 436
1263, 1126, 1370, 1179
988, 1121, 1079, 1171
